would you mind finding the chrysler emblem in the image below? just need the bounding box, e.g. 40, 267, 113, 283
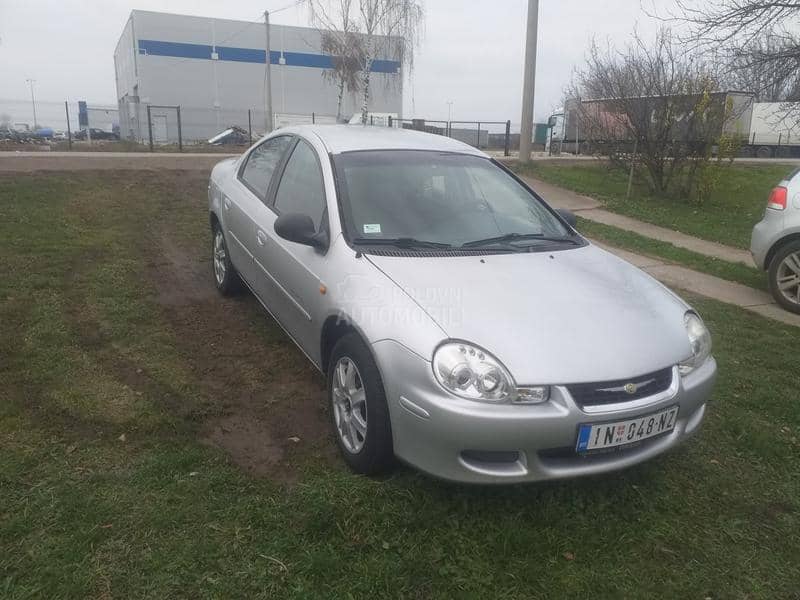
623, 383, 638, 394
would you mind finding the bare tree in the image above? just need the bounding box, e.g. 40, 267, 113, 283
665, 0, 800, 47
321, 30, 364, 121
308, 0, 364, 121
569, 29, 736, 197
356, 0, 422, 123
715, 35, 800, 102
653, 1, 800, 123
307, 0, 423, 124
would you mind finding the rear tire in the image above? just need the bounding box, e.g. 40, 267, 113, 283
327, 333, 394, 475
756, 146, 773, 159
768, 240, 800, 314
212, 224, 243, 296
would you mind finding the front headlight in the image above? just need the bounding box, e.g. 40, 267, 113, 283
679, 312, 712, 375
432, 341, 548, 403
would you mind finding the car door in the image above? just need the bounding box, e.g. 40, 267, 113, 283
253, 137, 329, 358
223, 135, 293, 288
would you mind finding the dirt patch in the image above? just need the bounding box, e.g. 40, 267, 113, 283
51, 170, 334, 483
201, 412, 285, 477
146, 223, 335, 484
756, 501, 797, 522
153, 232, 217, 306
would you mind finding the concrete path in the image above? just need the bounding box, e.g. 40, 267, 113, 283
592, 242, 800, 328
523, 175, 754, 266
524, 176, 604, 211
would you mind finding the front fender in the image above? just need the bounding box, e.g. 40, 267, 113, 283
321, 237, 447, 362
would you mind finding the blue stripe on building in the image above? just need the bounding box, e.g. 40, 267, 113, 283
137, 39, 400, 74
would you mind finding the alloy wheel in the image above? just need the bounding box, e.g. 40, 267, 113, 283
776, 251, 800, 306
213, 230, 227, 285
331, 357, 367, 453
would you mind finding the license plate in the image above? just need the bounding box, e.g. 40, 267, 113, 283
576, 406, 679, 453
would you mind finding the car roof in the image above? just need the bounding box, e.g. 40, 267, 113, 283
277, 124, 488, 157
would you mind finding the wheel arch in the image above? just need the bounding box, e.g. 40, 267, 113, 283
210, 211, 221, 231
320, 315, 361, 374
765, 232, 800, 270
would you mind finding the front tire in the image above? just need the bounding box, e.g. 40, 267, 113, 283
212, 224, 243, 296
768, 240, 800, 314
327, 333, 394, 475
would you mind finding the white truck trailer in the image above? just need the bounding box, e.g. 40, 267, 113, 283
547, 94, 800, 158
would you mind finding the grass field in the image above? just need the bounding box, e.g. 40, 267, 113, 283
512, 161, 796, 249
2, 171, 799, 598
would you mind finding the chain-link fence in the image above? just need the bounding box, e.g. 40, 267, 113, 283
1, 98, 550, 156
0, 98, 117, 150
385, 118, 515, 155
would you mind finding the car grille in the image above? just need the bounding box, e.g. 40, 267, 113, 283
566, 367, 673, 408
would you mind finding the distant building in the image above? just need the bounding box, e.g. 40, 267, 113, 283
113, 10, 403, 143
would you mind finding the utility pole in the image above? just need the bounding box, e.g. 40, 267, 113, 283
446, 101, 453, 122
264, 10, 274, 133
26, 78, 38, 129
518, 0, 539, 163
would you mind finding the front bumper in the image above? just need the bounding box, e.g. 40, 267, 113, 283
373, 340, 717, 484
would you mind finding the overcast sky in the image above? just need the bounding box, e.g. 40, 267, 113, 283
0, 0, 670, 124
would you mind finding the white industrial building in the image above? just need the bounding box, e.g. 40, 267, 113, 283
113, 10, 403, 143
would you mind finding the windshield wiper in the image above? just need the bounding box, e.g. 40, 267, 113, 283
461, 233, 579, 248
351, 237, 453, 249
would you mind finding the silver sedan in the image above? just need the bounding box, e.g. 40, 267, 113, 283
208, 125, 716, 484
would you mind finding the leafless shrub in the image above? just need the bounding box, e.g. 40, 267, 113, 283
568, 29, 740, 198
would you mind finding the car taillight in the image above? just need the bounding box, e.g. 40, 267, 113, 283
767, 186, 788, 210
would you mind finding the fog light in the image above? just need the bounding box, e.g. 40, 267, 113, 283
514, 387, 550, 404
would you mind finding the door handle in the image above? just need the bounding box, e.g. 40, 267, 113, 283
223, 198, 231, 210
256, 230, 267, 246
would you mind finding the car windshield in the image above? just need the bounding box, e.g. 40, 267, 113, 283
333, 150, 572, 248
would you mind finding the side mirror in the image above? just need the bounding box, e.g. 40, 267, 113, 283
274, 213, 327, 249
556, 208, 577, 228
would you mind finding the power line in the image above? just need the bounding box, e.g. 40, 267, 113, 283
215, 13, 265, 48
212, 1, 303, 49
271, 0, 305, 15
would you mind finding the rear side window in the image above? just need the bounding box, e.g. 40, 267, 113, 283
240, 136, 292, 199
274, 140, 326, 230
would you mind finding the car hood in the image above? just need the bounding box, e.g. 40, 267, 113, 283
366, 244, 693, 384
